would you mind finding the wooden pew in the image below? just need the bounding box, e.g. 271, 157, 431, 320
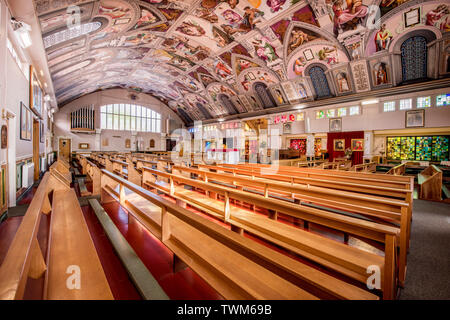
386, 163, 406, 176
142, 166, 398, 299
200, 164, 413, 201
45, 189, 113, 299
321, 162, 339, 170
86, 159, 102, 196
418, 165, 443, 201
49, 159, 72, 187
0, 171, 113, 299
100, 169, 378, 300
351, 162, 377, 173
337, 161, 353, 171
196, 163, 413, 286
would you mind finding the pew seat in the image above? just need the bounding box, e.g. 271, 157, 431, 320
45, 189, 113, 300
142, 172, 392, 294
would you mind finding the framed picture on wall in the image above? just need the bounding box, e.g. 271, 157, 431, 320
29, 65, 43, 119
405, 109, 425, 128
334, 139, 345, 151
329, 118, 342, 132
39, 121, 44, 143
20, 102, 31, 141
404, 7, 421, 28
79, 143, 89, 149
283, 123, 291, 134
351, 139, 364, 151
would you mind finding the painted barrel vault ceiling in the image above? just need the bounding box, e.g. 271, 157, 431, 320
33, 0, 450, 124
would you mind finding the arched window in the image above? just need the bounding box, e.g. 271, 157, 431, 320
254, 82, 276, 109
308, 66, 331, 98
43, 22, 102, 49
401, 36, 428, 82
218, 94, 238, 115
196, 103, 212, 119
100, 103, 161, 132
177, 108, 193, 124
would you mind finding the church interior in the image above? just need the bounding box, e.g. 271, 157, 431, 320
0, 0, 449, 302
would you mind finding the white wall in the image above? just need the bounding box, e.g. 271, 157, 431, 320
53, 89, 184, 153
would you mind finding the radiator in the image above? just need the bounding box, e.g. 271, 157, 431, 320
41, 157, 46, 172
22, 163, 34, 188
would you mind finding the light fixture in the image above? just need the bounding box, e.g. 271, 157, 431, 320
40, 70, 44, 76
361, 99, 379, 105
294, 104, 306, 110
11, 19, 32, 49
218, 118, 225, 122
51, 108, 56, 113
44, 94, 51, 102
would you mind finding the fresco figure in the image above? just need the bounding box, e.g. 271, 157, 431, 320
329, 0, 368, 36
253, 37, 279, 62
293, 57, 307, 76
266, 0, 287, 13
176, 21, 206, 36
375, 24, 393, 51
374, 63, 388, 85
289, 29, 310, 53
426, 4, 450, 32
336, 72, 350, 92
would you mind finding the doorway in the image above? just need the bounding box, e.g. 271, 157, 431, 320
33, 118, 40, 181
58, 138, 71, 162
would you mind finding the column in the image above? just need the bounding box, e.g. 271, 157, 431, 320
306, 134, 315, 160
364, 131, 374, 162
95, 129, 101, 151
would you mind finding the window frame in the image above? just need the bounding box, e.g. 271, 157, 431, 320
100, 103, 161, 133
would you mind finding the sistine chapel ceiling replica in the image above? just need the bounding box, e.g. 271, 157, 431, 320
34, 0, 450, 124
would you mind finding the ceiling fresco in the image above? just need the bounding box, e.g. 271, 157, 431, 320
34, 0, 450, 124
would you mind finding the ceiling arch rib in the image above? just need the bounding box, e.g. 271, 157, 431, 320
33, 0, 450, 124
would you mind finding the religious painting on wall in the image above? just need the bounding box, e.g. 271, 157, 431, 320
334, 139, 345, 152
30, 66, 43, 119
314, 138, 322, 157
405, 109, 425, 128
351, 139, 364, 152
329, 118, 342, 132
79, 143, 90, 149
290, 139, 306, 154
125, 138, 131, 148
1, 125, 7, 149
20, 102, 31, 141
40, 121, 44, 143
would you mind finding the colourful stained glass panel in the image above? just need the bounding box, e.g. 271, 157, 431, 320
400, 137, 415, 160
316, 110, 325, 119
432, 136, 449, 161
387, 137, 401, 160
415, 136, 432, 161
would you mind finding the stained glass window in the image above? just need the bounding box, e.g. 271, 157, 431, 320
400, 137, 415, 160
387, 136, 449, 161
337, 108, 346, 117
296, 113, 304, 121
316, 110, 325, 119
436, 94, 450, 107
327, 109, 335, 118
415, 136, 432, 161
417, 96, 431, 108
401, 36, 427, 82
432, 136, 449, 161
387, 137, 401, 160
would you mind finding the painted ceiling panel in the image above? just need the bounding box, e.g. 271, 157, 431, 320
33, 0, 450, 124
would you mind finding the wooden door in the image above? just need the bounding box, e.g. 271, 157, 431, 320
59, 138, 71, 162
33, 119, 40, 181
